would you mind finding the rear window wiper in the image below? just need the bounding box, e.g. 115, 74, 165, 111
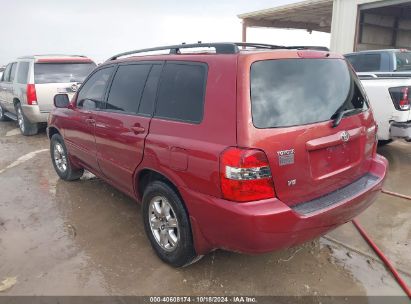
331, 108, 362, 128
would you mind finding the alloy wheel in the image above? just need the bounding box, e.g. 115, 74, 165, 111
17, 107, 24, 133
53, 142, 68, 172
148, 196, 180, 252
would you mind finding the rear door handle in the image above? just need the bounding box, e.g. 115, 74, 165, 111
85, 118, 95, 125
130, 126, 145, 134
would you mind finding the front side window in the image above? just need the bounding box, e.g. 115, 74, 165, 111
16, 62, 30, 84
251, 59, 367, 128
106, 64, 151, 113
77, 67, 114, 110
155, 62, 206, 123
1, 64, 11, 82
34, 62, 96, 84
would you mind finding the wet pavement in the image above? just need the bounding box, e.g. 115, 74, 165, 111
0, 120, 410, 297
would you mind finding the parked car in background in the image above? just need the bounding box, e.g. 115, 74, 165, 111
0, 66, 5, 80
48, 43, 387, 267
0, 55, 96, 135
345, 49, 411, 145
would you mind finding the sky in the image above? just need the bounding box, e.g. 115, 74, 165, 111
0, 0, 330, 65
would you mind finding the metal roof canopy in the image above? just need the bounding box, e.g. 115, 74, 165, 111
238, 0, 333, 35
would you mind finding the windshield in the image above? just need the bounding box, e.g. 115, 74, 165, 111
250, 59, 368, 128
395, 52, 411, 71
34, 62, 96, 84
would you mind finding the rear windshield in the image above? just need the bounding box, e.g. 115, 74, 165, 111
250, 59, 367, 128
34, 62, 96, 84
395, 52, 411, 71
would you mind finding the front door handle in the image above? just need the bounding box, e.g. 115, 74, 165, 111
85, 118, 95, 125
130, 126, 145, 134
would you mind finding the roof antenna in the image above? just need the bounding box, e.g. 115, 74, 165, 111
198, 41, 202, 44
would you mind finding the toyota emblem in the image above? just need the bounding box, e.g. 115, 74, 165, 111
341, 131, 350, 142
70, 83, 78, 92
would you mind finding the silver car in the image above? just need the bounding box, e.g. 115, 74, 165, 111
0, 55, 96, 135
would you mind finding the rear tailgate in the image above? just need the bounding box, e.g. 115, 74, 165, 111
33, 61, 96, 112
35, 83, 77, 112
237, 53, 377, 206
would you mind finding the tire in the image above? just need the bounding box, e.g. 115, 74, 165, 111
378, 139, 393, 146
50, 134, 84, 181
16, 103, 38, 136
0, 104, 9, 121
142, 181, 198, 267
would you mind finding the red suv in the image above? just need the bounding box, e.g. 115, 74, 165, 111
48, 43, 387, 267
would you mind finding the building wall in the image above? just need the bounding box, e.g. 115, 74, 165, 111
330, 0, 383, 53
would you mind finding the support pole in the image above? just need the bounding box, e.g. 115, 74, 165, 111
242, 21, 247, 43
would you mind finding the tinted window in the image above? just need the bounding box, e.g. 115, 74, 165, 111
395, 52, 411, 71
1, 64, 11, 82
9, 63, 17, 82
106, 64, 151, 113
138, 65, 162, 115
16, 62, 30, 84
251, 59, 367, 128
155, 63, 206, 123
77, 67, 114, 109
34, 62, 96, 84
346, 54, 381, 72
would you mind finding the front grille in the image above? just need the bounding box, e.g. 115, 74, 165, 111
292, 173, 379, 215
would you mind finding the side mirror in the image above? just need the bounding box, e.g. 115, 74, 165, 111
54, 94, 70, 108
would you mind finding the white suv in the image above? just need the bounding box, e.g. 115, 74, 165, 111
0, 55, 96, 135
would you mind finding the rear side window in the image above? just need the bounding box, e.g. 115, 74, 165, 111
395, 52, 411, 71
34, 62, 96, 84
346, 54, 381, 72
9, 63, 17, 83
155, 63, 206, 123
251, 59, 367, 128
138, 65, 162, 116
106, 64, 151, 113
77, 67, 114, 110
16, 62, 30, 84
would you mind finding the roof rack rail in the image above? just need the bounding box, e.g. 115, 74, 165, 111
235, 43, 329, 51
107, 43, 240, 61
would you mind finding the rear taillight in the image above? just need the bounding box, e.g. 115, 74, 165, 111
389, 86, 410, 111
26, 84, 37, 105
220, 147, 275, 202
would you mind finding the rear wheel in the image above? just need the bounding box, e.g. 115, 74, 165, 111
50, 134, 84, 181
16, 103, 38, 135
142, 181, 199, 267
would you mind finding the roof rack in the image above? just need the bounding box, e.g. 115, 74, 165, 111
107, 42, 329, 61
107, 43, 240, 61
18, 54, 88, 60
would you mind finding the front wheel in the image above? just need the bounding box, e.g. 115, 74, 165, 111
16, 103, 38, 135
142, 181, 199, 267
50, 134, 84, 181
0, 104, 9, 121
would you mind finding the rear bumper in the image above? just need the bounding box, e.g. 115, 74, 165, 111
183, 154, 388, 255
21, 104, 49, 123
390, 121, 411, 140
